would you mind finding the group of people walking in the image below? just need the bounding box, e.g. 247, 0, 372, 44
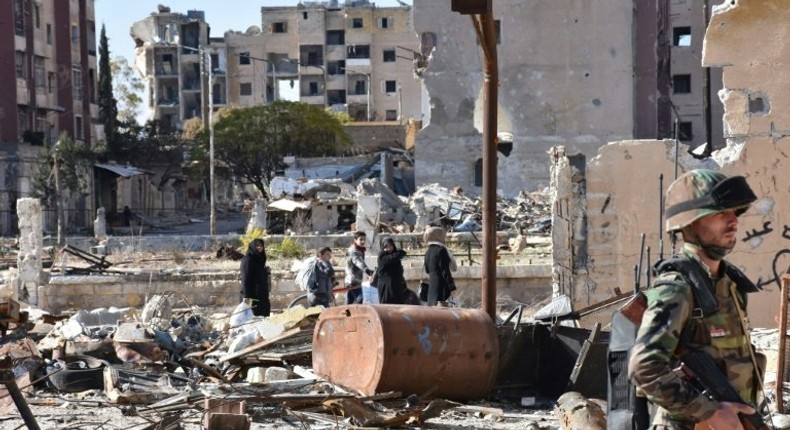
240, 226, 459, 313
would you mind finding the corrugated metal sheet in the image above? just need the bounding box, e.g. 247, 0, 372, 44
95, 163, 147, 178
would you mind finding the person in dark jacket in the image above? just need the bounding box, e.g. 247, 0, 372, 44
240, 238, 271, 316
423, 226, 457, 306
374, 237, 408, 304
309, 247, 336, 307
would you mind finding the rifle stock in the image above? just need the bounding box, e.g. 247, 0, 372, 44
681, 350, 768, 430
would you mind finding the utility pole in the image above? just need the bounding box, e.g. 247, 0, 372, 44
53, 139, 64, 247
206, 50, 216, 236
452, 0, 498, 321
197, 45, 216, 236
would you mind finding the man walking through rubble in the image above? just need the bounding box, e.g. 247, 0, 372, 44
345, 231, 374, 305
628, 169, 762, 430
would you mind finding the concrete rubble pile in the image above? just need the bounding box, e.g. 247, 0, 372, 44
405, 184, 552, 234
0, 295, 563, 429
263, 178, 552, 236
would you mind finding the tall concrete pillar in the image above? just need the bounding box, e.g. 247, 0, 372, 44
94, 207, 107, 240
246, 198, 268, 234
356, 195, 380, 252
16, 198, 44, 306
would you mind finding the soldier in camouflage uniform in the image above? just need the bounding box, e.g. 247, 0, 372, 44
628, 169, 761, 430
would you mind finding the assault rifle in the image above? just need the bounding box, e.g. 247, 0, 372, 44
679, 350, 770, 430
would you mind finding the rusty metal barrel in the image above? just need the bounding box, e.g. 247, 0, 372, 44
312, 304, 499, 400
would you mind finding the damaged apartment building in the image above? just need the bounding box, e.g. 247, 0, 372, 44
550, 0, 790, 329
413, 0, 726, 197
0, 0, 101, 236
130, 1, 423, 129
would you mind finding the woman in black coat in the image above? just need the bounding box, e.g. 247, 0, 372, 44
375, 237, 408, 304
240, 238, 271, 316
423, 227, 457, 306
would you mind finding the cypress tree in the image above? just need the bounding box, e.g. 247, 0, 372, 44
98, 25, 119, 154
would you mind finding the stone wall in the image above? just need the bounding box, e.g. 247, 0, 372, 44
40, 263, 551, 314
551, 0, 790, 328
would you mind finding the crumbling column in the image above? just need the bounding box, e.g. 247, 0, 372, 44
356, 195, 380, 252
94, 207, 107, 240
246, 198, 268, 234
412, 196, 430, 232
381, 152, 394, 190
16, 198, 44, 306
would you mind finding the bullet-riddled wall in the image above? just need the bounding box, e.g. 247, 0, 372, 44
553, 0, 790, 328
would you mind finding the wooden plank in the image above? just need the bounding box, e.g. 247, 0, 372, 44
219, 328, 301, 363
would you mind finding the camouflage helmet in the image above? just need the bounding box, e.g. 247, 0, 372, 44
664, 169, 757, 233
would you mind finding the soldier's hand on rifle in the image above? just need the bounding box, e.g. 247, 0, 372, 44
695, 401, 754, 430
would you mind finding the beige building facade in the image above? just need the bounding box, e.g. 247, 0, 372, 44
132, 1, 421, 130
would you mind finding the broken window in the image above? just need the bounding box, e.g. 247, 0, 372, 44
328, 60, 345, 75
353, 79, 366, 95
347, 45, 370, 59
383, 80, 397, 94
239, 52, 251, 65
71, 24, 79, 44
383, 49, 396, 63
240, 82, 252, 96
672, 74, 691, 94
47, 24, 52, 44
673, 121, 693, 141
35, 57, 45, 88
385, 109, 397, 121
15, 51, 24, 79
303, 12, 308, 19
377, 17, 393, 29
327, 90, 346, 105
34, 5, 40, 29
326, 30, 345, 45
673, 27, 691, 47
273, 22, 287, 33
75, 116, 84, 140
14, 0, 23, 36
351, 18, 363, 28
308, 81, 319, 96
474, 159, 483, 186
18, 107, 28, 139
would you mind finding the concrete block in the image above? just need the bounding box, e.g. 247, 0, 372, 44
264, 366, 289, 382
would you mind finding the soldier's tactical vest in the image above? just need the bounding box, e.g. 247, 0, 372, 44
653, 258, 759, 406
606, 257, 760, 430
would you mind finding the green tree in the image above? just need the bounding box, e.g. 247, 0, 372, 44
98, 25, 118, 152
31, 134, 96, 208
110, 56, 144, 124
190, 101, 352, 199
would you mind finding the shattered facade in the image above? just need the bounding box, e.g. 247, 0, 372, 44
132, 1, 423, 129
413, 0, 634, 196
553, 0, 790, 328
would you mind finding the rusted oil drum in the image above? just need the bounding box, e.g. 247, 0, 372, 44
312, 304, 498, 400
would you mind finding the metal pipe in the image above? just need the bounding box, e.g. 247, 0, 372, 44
0, 370, 40, 430
480, 12, 499, 321
778, 274, 789, 413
